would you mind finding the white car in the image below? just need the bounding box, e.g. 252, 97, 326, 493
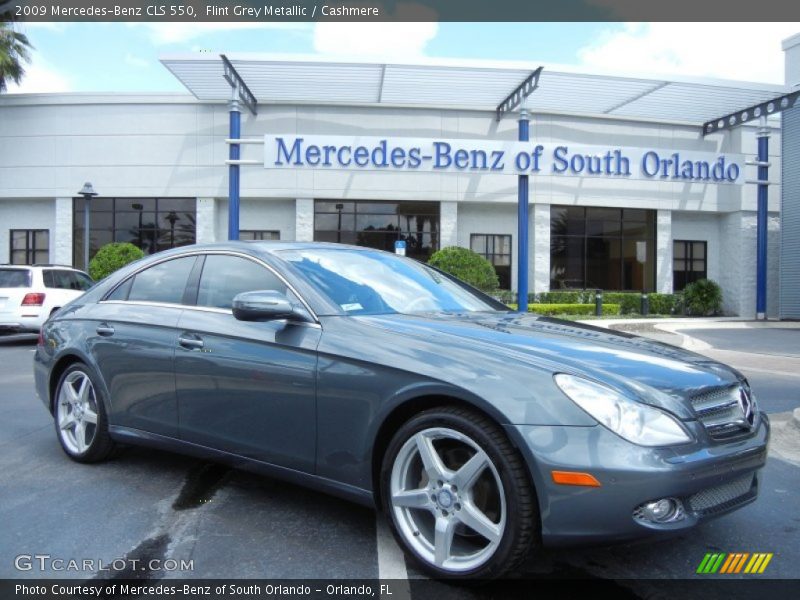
0, 265, 94, 333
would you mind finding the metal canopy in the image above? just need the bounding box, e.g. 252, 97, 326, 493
160, 53, 789, 125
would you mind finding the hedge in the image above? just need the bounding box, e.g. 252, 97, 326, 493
428, 246, 499, 292
88, 242, 145, 280
507, 303, 621, 316
683, 279, 722, 315
493, 290, 683, 315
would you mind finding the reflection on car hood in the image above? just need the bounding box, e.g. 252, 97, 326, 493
356, 311, 742, 414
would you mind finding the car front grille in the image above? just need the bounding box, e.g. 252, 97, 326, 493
688, 474, 757, 515
690, 385, 754, 440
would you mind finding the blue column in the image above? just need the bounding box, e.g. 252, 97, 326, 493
756, 123, 769, 318
228, 96, 241, 241
517, 110, 530, 312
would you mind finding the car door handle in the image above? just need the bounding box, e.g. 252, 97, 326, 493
178, 335, 204, 350
96, 324, 115, 336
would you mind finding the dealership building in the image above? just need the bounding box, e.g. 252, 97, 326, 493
1, 39, 799, 318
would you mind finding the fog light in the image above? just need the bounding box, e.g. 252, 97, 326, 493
634, 498, 685, 523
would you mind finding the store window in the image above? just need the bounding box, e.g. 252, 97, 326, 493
73, 198, 196, 270
470, 234, 512, 289
10, 229, 49, 265
240, 230, 280, 241
314, 200, 439, 261
673, 240, 707, 291
550, 206, 655, 291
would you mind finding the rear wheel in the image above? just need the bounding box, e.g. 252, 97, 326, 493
54, 363, 116, 463
381, 406, 537, 579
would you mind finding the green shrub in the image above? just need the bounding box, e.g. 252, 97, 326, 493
500, 289, 682, 315
683, 279, 722, 316
507, 303, 620, 316
537, 291, 596, 304
648, 293, 678, 315
88, 242, 144, 280
428, 246, 499, 292
601, 292, 639, 314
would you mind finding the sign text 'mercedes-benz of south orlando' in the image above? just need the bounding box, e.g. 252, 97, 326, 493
264, 135, 744, 184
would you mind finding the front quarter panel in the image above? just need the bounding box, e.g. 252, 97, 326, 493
313, 316, 595, 490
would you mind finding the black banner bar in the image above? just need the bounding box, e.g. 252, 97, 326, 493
2, 0, 800, 22
2, 579, 800, 600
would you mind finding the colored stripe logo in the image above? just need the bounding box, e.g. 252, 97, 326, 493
697, 552, 773, 574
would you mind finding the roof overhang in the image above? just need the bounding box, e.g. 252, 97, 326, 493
160, 53, 790, 126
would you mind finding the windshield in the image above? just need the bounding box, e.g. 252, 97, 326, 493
0, 269, 31, 288
279, 248, 503, 316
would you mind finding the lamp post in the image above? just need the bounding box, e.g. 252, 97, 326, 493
335, 203, 344, 243
78, 182, 97, 271
132, 203, 144, 248
166, 211, 180, 247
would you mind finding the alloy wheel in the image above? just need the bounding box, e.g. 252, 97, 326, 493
389, 427, 506, 572
56, 370, 99, 455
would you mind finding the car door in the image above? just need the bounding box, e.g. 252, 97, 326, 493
88, 255, 198, 437
174, 253, 320, 473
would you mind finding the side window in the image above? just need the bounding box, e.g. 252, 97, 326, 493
127, 256, 196, 305
107, 278, 132, 301
44, 270, 74, 290
196, 255, 288, 310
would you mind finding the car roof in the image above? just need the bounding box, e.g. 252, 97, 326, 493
0, 264, 86, 271
175, 241, 386, 256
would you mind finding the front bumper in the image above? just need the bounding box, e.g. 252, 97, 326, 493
506, 414, 769, 547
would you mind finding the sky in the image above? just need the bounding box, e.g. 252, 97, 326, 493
7, 22, 800, 94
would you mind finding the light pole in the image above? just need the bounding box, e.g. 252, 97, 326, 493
132, 203, 143, 248
166, 211, 180, 247
335, 203, 344, 243
78, 182, 97, 271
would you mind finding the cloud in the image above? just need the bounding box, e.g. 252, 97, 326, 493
135, 22, 309, 45
578, 23, 798, 84
124, 52, 150, 68
313, 22, 437, 59
5, 58, 71, 94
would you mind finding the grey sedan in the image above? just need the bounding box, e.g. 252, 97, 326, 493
33, 242, 768, 580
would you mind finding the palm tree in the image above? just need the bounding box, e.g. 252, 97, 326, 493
0, 20, 33, 93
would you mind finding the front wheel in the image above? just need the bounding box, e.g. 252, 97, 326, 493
54, 363, 116, 463
381, 406, 538, 579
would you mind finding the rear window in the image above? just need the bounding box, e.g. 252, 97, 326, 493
0, 269, 31, 288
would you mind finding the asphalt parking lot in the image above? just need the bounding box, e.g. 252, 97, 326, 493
0, 328, 798, 595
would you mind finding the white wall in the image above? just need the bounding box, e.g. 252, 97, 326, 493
0, 94, 782, 312
456, 202, 526, 291
671, 211, 721, 286
0, 199, 56, 263
0, 94, 776, 214
241, 198, 296, 241
717, 211, 781, 317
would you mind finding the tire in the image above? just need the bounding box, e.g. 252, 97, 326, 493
380, 406, 538, 580
53, 363, 116, 463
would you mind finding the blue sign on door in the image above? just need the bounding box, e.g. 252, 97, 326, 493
395, 240, 407, 256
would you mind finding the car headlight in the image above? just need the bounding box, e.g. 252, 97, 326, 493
554, 373, 692, 446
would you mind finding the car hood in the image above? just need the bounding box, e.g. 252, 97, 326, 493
355, 311, 743, 419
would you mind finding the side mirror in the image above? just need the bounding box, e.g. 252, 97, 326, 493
231, 290, 310, 322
